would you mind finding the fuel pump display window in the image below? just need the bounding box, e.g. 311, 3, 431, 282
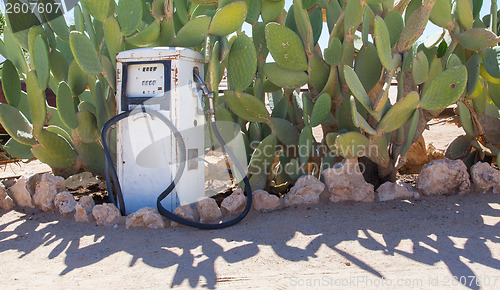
126, 63, 165, 97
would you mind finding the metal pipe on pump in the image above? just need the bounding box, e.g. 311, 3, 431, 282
101, 47, 252, 229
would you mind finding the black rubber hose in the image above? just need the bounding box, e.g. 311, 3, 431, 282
101, 107, 252, 229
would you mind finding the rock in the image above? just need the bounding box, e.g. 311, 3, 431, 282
92, 203, 122, 226
0, 183, 15, 210
65, 172, 100, 190
417, 158, 470, 196
400, 136, 429, 174
284, 175, 325, 207
323, 159, 375, 202
74, 196, 95, 223
33, 173, 66, 212
54, 192, 77, 215
171, 203, 199, 228
8, 176, 35, 208
470, 162, 500, 194
26, 173, 44, 196
196, 198, 222, 224
221, 189, 246, 216
126, 208, 168, 229
253, 190, 281, 212
377, 181, 420, 202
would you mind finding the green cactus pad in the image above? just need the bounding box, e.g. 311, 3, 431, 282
1, 60, 21, 108
429, 0, 453, 30
374, 16, 394, 71
125, 20, 161, 47
354, 43, 383, 92
225, 91, 270, 123
310, 93, 331, 127
175, 16, 211, 47
117, 0, 143, 36
412, 50, 429, 85
33, 36, 50, 90
42, 0, 70, 41
81, 0, 114, 22
271, 97, 288, 119
56, 82, 78, 130
446, 54, 463, 69
248, 134, 277, 175
76, 111, 100, 143
74, 4, 85, 32
344, 0, 363, 34
104, 16, 124, 65
326, 0, 341, 32
367, 135, 390, 166
78, 101, 97, 116
457, 28, 500, 51
227, 34, 257, 92
384, 11, 404, 48
49, 50, 69, 83
309, 55, 330, 93
244, 0, 261, 24
174, 0, 189, 24
420, 65, 468, 111
457, 101, 475, 138
263, 63, 308, 88
209, 1, 247, 36
298, 126, 313, 166
70, 31, 103, 75
377, 91, 419, 134
100, 56, 116, 91
73, 140, 105, 174
269, 117, 300, 146
248, 122, 262, 144
261, 0, 285, 23
445, 135, 473, 160
324, 37, 342, 66
284, 158, 302, 181
329, 132, 370, 159
482, 46, 500, 81
32, 129, 77, 169
4, 0, 41, 50
265, 22, 308, 71
343, 66, 373, 113
3, 138, 34, 160
68, 60, 89, 96
293, 0, 314, 53
3, 28, 28, 74
46, 125, 72, 144
350, 96, 377, 136
0, 104, 36, 146
26, 71, 47, 135
466, 53, 480, 96
400, 109, 420, 156
27, 26, 47, 55
456, 0, 474, 30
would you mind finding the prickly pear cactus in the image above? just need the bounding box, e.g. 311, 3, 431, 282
0, 0, 499, 188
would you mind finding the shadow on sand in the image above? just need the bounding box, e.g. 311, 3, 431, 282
1, 193, 499, 289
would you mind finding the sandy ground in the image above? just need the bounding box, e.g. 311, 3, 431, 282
1, 122, 499, 289
1, 194, 499, 289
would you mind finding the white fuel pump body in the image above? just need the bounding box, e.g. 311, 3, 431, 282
116, 47, 205, 214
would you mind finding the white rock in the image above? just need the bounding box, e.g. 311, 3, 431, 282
377, 181, 420, 202
65, 172, 100, 190
54, 192, 77, 215
0, 183, 15, 210
74, 196, 95, 223
171, 203, 199, 228
417, 158, 470, 196
33, 173, 66, 212
196, 198, 222, 224
8, 176, 35, 208
221, 189, 246, 216
126, 207, 167, 229
253, 190, 281, 212
470, 162, 500, 194
92, 203, 122, 226
323, 159, 375, 202
284, 175, 325, 207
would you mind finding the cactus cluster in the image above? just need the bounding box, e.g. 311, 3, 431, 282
0, 0, 499, 189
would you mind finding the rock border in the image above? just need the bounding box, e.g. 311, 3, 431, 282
0, 158, 499, 230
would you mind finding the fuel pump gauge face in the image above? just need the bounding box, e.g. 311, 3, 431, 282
126, 63, 165, 97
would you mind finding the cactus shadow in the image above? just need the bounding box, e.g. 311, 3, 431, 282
0, 194, 499, 289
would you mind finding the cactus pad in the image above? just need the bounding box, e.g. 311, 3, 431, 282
310, 93, 331, 127
81, 0, 114, 22
33, 36, 50, 90
328, 132, 370, 159
420, 65, 468, 110
175, 15, 211, 47
265, 22, 308, 71
0, 104, 36, 146
261, 0, 285, 23
263, 63, 308, 88
374, 16, 394, 71
457, 101, 475, 138
269, 117, 300, 146
248, 134, 277, 175
412, 50, 429, 85
209, 1, 247, 36
1, 60, 21, 108
457, 28, 500, 51
117, 0, 143, 36
377, 91, 419, 134
298, 126, 313, 166
225, 91, 270, 123
227, 34, 257, 92
344, 66, 373, 113
56, 82, 78, 130
32, 129, 77, 169
70, 31, 103, 75
125, 20, 161, 47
